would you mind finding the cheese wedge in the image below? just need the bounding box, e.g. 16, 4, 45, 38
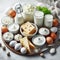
29, 41, 35, 49
20, 37, 31, 53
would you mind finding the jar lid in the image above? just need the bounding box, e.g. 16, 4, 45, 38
45, 14, 53, 19
34, 11, 44, 17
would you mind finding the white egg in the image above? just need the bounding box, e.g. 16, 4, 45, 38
20, 47, 27, 54
14, 34, 22, 41
9, 41, 17, 47
50, 27, 58, 33
50, 48, 56, 54
14, 43, 22, 50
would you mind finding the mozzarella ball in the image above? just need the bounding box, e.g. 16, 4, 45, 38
50, 27, 58, 33
14, 34, 22, 41
20, 47, 27, 54
9, 41, 17, 47
14, 43, 22, 50
50, 48, 56, 54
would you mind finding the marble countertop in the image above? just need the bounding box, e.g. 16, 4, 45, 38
0, 0, 60, 60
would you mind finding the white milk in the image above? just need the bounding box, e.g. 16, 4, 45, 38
15, 14, 24, 25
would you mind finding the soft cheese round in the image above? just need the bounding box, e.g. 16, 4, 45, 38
14, 34, 22, 41
3, 32, 14, 42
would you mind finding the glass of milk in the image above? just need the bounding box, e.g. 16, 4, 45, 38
15, 14, 24, 25
34, 11, 44, 27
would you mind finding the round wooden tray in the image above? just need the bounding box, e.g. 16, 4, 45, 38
2, 24, 60, 56
2, 35, 39, 56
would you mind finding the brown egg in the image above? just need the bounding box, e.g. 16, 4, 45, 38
53, 19, 59, 27
1, 26, 8, 33
7, 9, 16, 18
46, 37, 53, 44
50, 32, 57, 40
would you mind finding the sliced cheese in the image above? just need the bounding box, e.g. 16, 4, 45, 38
29, 41, 35, 49
20, 37, 31, 53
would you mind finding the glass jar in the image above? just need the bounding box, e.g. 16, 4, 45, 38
34, 11, 44, 27
23, 12, 34, 22
15, 14, 24, 25
23, 4, 35, 22
44, 14, 53, 28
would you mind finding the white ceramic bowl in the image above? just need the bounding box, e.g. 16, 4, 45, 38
20, 23, 38, 37
39, 27, 50, 36
1, 16, 14, 26
8, 23, 19, 34
32, 35, 46, 46
3, 32, 14, 42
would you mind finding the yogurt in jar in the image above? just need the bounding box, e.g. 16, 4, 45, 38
15, 14, 24, 25
44, 14, 53, 28
34, 11, 44, 27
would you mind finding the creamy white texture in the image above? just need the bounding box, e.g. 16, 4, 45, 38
23, 4, 35, 22
34, 11, 44, 26
1, 16, 13, 25
15, 14, 24, 25
39, 28, 50, 36
23, 4, 35, 14
50, 27, 58, 33
3, 32, 13, 42
44, 14, 53, 28
32, 35, 46, 46
8, 23, 19, 33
